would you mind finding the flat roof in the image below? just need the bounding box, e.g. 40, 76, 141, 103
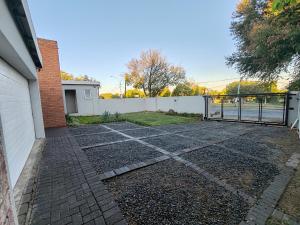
61, 80, 101, 86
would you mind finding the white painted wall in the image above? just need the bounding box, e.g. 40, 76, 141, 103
288, 91, 300, 132
0, 0, 39, 79
0, 0, 45, 192
0, 58, 36, 187
65, 95, 205, 116
62, 83, 100, 115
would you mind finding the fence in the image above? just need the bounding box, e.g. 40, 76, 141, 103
204, 93, 289, 125
70, 96, 205, 116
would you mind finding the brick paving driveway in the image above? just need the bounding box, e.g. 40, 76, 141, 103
18, 121, 300, 225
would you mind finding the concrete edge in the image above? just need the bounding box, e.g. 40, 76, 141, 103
13, 138, 45, 212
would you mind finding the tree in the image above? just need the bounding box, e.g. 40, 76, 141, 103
225, 80, 281, 95
191, 84, 207, 95
288, 76, 300, 90
125, 89, 145, 98
100, 93, 121, 99
100, 93, 113, 99
61, 71, 74, 80
60, 71, 99, 83
159, 87, 171, 97
227, 0, 300, 81
172, 82, 193, 96
75, 75, 98, 82
126, 50, 186, 97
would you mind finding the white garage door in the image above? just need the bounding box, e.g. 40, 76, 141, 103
0, 58, 36, 187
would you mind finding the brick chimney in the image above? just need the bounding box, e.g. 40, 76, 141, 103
37, 38, 66, 128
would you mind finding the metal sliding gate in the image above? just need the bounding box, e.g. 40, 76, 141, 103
204, 93, 290, 126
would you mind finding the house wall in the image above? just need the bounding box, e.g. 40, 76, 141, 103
0, 0, 39, 80
0, 0, 45, 224
37, 39, 66, 128
65, 95, 205, 115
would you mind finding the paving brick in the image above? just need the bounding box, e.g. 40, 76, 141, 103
18, 131, 126, 225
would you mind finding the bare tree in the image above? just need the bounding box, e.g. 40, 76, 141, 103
126, 50, 186, 97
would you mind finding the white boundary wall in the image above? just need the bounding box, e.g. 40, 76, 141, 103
70, 96, 205, 116
288, 91, 300, 136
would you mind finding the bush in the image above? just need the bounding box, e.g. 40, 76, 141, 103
65, 114, 73, 124
166, 109, 177, 115
65, 114, 80, 126
165, 110, 204, 121
115, 112, 121, 120
102, 111, 110, 122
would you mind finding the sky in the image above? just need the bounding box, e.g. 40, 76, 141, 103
28, 0, 242, 93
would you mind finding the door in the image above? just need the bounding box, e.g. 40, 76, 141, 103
0, 59, 36, 187
65, 90, 78, 114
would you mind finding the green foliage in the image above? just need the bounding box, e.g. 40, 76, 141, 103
70, 112, 200, 126
172, 82, 207, 96
288, 76, 300, 90
61, 71, 74, 80
192, 85, 207, 95
125, 89, 145, 98
227, 0, 300, 82
115, 112, 121, 120
122, 112, 200, 126
100, 93, 120, 99
61, 71, 99, 82
102, 111, 110, 122
159, 87, 171, 97
225, 81, 281, 94
165, 109, 203, 120
172, 83, 193, 96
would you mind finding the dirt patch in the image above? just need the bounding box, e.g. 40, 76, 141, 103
278, 165, 300, 220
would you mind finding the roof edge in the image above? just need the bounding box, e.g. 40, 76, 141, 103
5, 0, 42, 68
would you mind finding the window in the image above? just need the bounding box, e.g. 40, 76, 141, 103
84, 89, 92, 99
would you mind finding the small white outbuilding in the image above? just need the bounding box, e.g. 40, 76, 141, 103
61, 80, 101, 115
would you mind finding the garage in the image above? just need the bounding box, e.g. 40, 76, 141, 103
0, 59, 36, 187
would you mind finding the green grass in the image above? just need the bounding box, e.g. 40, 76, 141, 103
122, 111, 200, 126
69, 111, 201, 126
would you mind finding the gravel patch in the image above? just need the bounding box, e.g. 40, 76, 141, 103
182, 145, 279, 197
105, 159, 250, 225
155, 121, 226, 133
69, 125, 110, 135
220, 136, 282, 161
154, 124, 191, 132
121, 128, 166, 138
179, 129, 235, 143
84, 140, 162, 173
142, 134, 208, 152
75, 132, 127, 147
103, 122, 143, 130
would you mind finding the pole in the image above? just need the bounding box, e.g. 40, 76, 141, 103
124, 78, 127, 98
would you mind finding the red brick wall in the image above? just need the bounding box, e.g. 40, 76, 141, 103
37, 38, 66, 128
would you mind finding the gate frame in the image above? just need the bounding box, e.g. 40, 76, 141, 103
204, 92, 293, 126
